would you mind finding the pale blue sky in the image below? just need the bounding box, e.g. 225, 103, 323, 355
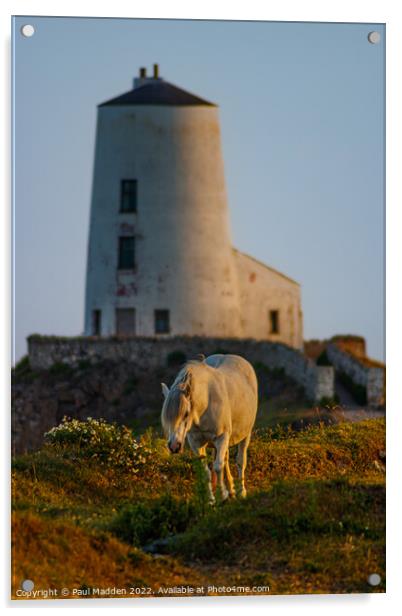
12, 17, 385, 362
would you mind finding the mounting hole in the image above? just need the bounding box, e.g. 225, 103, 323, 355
367, 573, 381, 586
367, 31, 381, 44
21, 24, 35, 38
22, 579, 34, 591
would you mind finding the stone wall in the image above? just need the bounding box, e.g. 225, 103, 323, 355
28, 334, 334, 403
327, 343, 385, 407
12, 359, 171, 455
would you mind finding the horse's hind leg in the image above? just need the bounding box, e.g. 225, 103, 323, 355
224, 450, 236, 498
236, 434, 251, 498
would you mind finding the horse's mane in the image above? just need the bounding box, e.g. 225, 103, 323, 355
173, 357, 204, 386
162, 358, 204, 431
162, 388, 183, 429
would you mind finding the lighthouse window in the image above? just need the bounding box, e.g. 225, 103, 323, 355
120, 179, 137, 212
269, 310, 280, 334
155, 310, 170, 334
118, 236, 135, 269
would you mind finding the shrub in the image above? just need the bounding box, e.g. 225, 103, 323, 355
77, 359, 91, 371
253, 362, 286, 377
168, 478, 385, 563
44, 417, 151, 474
319, 394, 340, 407
316, 351, 332, 366
12, 355, 39, 382
253, 363, 289, 381
337, 372, 367, 405
331, 334, 365, 344
166, 350, 187, 367
14, 355, 30, 373
191, 456, 212, 517
110, 492, 196, 547
108, 453, 212, 546
123, 375, 138, 395
270, 367, 285, 378
49, 362, 74, 377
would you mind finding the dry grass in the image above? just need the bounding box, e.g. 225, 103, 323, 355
12, 511, 209, 598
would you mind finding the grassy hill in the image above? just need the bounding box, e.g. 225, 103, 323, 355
12, 417, 385, 599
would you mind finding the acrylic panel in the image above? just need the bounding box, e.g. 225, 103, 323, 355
12, 16, 385, 600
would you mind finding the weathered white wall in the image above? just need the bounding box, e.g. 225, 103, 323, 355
234, 249, 303, 349
84, 104, 242, 338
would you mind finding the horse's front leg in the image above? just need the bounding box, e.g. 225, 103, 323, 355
187, 436, 215, 504
213, 432, 230, 501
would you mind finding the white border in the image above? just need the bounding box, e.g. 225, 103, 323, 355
2, 1, 400, 614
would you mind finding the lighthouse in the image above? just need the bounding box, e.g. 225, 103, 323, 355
84, 64, 242, 338
84, 65, 304, 348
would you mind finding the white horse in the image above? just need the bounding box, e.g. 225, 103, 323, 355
161, 354, 258, 502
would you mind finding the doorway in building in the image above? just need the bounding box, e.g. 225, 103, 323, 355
116, 308, 136, 335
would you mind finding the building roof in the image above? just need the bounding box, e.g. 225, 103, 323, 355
233, 248, 300, 286
99, 80, 216, 107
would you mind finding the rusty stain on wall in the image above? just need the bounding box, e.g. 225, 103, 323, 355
117, 283, 138, 297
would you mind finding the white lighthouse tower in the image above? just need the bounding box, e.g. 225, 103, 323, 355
84, 65, 243, 338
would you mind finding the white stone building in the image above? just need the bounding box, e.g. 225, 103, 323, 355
84, 65, 303, 349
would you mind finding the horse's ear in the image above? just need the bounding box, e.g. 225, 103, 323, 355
161, 383, 170, 399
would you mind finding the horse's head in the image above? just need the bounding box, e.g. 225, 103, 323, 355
161, 374, 194, 454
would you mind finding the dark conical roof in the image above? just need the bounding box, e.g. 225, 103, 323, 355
99, 80, 216, 107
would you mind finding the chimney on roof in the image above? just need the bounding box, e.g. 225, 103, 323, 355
133, 64, 161, 89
